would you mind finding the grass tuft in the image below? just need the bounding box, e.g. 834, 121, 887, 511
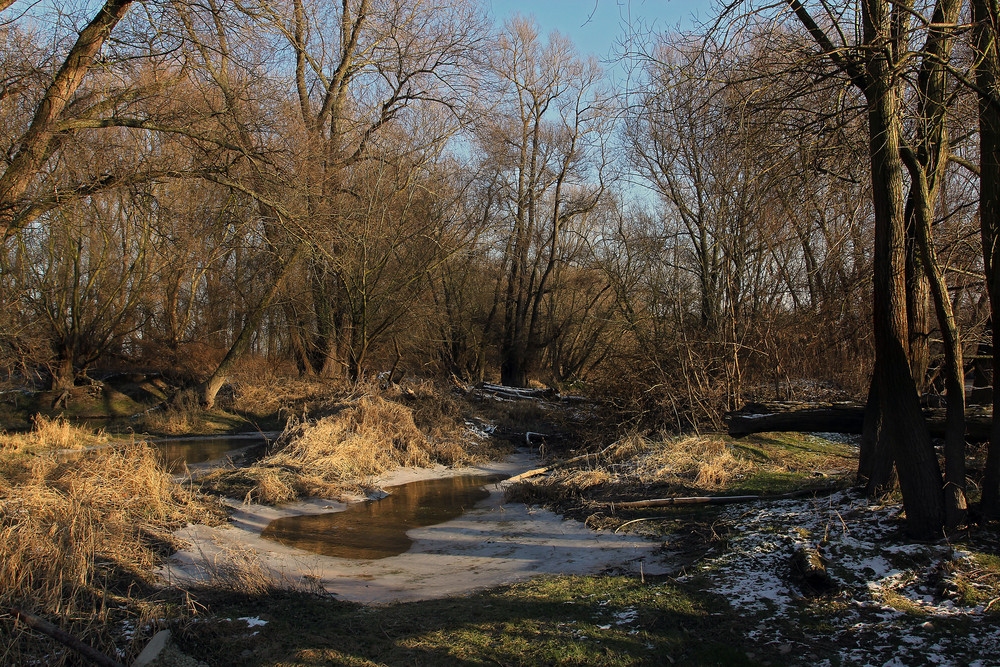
200, 382, 505, 503
0, 438, 224, 664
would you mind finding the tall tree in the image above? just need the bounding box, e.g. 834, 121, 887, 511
476, 17, 609, 387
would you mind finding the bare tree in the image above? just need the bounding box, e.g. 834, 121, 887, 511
474, 17, 609, 387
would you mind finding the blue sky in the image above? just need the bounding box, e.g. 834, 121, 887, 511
487, 0, 708, 60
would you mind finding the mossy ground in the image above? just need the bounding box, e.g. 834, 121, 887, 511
172, 576, 752, 667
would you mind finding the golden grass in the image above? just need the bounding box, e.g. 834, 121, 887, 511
140, 389, 206, 435
633, 435, 756, 490
0, 438, 224, 664
507, 432, 802, 507
201, 381, 502, 504
0, 414, 107, 455
199, 543, 281, 596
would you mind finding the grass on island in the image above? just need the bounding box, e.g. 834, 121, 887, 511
504, 430, 857, 522
199, 380, 510, 504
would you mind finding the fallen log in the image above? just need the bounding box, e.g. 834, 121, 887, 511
608, 485, 842, 509
725, 401, 993, 440
791, 543, 836, 594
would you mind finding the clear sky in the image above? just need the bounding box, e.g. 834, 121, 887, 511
487, 0, 709, 61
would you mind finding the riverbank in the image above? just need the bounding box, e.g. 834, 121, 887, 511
4, 380, 1000, 666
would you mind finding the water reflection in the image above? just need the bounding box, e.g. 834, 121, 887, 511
260, 474, 505, 560
157, 436, 268, 472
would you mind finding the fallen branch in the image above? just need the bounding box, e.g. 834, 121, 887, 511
505, 442, 623, 484
726, 400, 993, 440
12, 607, 124, 667
608, 486, 843, 510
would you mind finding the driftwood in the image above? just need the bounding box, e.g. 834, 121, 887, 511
506, 442, 622, 484
726, 401, 993, 440
12, 607, 124, 667
608, 486, 842, 509
477, 382, 556, 401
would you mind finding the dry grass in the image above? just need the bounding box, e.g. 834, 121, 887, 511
632, 435, 757, 489
505, 432, 834, 509
229, 373, 336, 418
197, 543, 282, 596
0, 414, 107, 455
201, 381, 503, 504
140, 389, 202, 435
0, 437, 224, 665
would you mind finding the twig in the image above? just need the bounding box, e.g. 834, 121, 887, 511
505, 441, 624, 484
614, 517, 667, 533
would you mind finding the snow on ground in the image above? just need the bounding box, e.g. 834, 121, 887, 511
161, 451, 671, 604
683, 490, 999, 665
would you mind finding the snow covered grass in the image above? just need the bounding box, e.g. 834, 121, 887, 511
685, 489, 1000, 665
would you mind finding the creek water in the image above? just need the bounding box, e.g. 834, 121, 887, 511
156, 435, 269, 472
58, 434, 270, 472
260, 474, 506, 559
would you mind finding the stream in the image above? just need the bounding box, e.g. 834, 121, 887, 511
260, 474, 506, 559
163, 453, 670, 604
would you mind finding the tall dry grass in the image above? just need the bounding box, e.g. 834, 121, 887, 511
141, 389, 201, 435
631, 435, 756, 489
0, 414, 106, 454
201, 381, 500, 504
0, 434, 223, 665
506, 432, 760, 506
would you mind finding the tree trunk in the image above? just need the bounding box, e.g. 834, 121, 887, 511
0, 0, 136, 238
903, 147, 968, 528
199, 245, 304, 408
973, 0, 1000, 518
905, 213, 932, 393
863, 0, 944, 536
859, 372, 896, 495
500, 350, 531, 388
49, 350, 77, 392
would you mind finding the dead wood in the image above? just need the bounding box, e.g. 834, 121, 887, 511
505, 442, 623, 484
726, 401, 992, 440
11, 606, 125, 667
608, 485, 843, 509
791, 543, 836, 594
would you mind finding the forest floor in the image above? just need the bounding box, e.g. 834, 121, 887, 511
2, 377, 999, 666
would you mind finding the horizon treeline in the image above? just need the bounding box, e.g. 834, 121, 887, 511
0, 0, 986, 437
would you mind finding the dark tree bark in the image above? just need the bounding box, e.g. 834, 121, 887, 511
782, 0, 945, 535
859, 372, 896, 495
862, 0, 944, 537
973, 0, 1000, 518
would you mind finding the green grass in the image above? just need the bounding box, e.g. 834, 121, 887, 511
175, 576, 756, 666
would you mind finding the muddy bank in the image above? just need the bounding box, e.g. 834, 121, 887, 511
161, 451, 669, 604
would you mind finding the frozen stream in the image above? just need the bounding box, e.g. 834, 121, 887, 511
161, 451, 670, 604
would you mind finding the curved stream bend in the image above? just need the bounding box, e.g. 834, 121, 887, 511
260, 474, 506, 559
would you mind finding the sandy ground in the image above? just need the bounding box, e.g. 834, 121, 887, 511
161, 451, 670, 604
